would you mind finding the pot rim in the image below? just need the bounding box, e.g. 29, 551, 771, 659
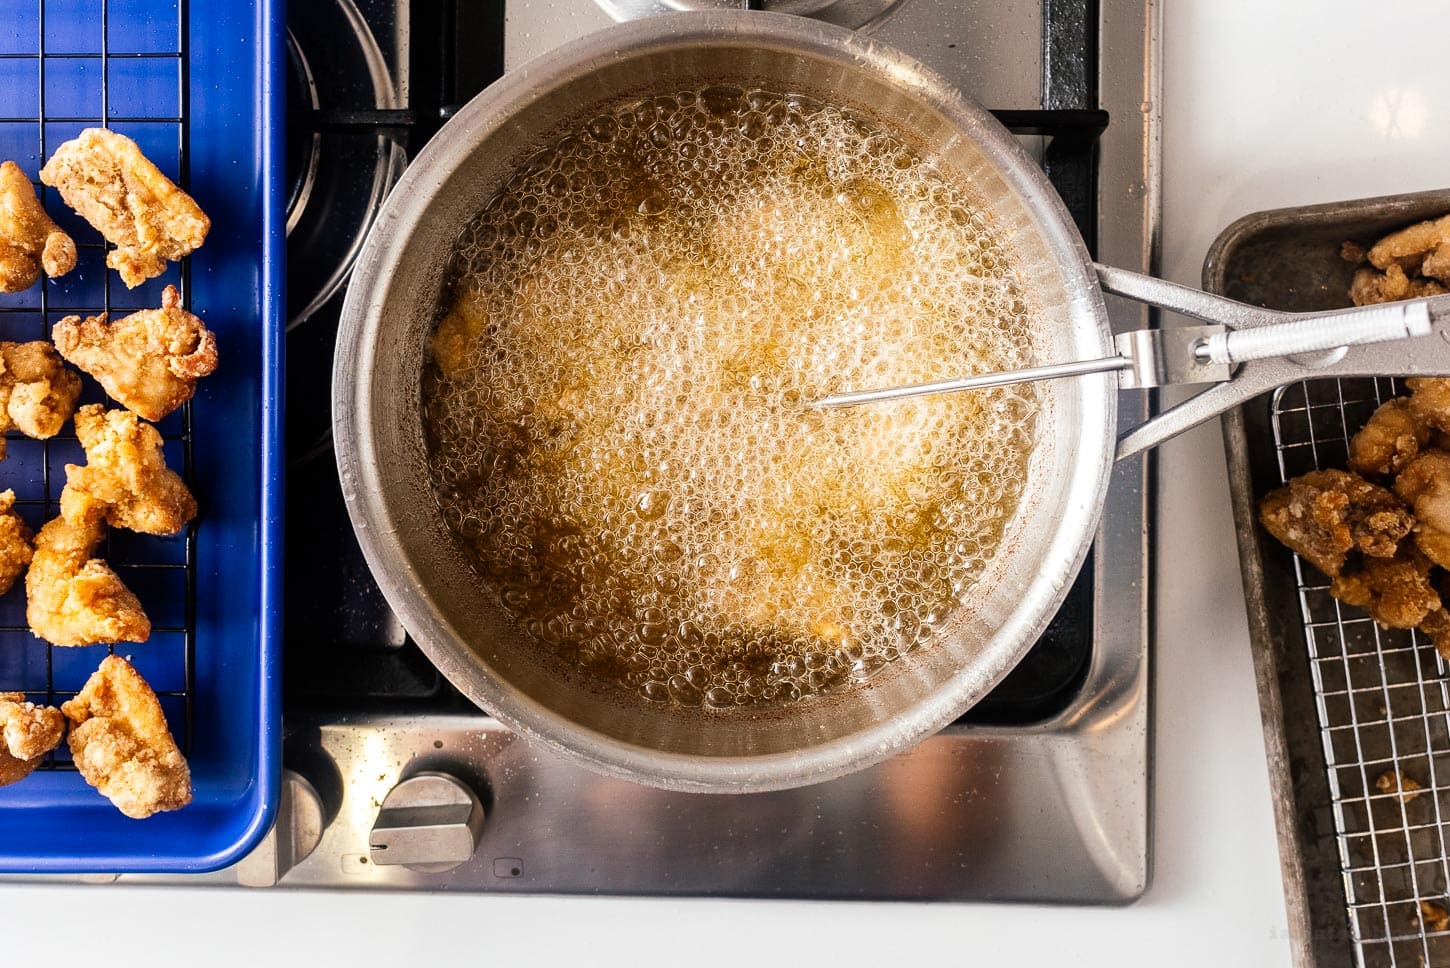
333, 9, 1116, 793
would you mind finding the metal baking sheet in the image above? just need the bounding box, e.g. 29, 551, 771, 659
1213, 188, 1450, 967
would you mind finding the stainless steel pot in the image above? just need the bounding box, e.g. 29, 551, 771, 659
333, 11, 1447, 793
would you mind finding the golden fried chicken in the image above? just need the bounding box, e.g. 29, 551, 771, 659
1421, 598, 1450, 661
1259, 468, 1414, 576
0, 691, 64, 787
0, 161, 75, 293
1424, 244, 1450, 284
26, 487, 149, 646
1349, 213, 1450, 304
1330, 546, 1440, 629
1349, 398, 1431, 476
0, 340, 82, 461
61, 655, 190, 819
1407, 378, 1450, 434
67, 404, 196, 535
1395, 449, 1450, 569
39, 129, 209, 289
1350, 264, 1448, 306
432, 287, 486, 381
1368, 214, 1450, 271
54, 285, 218, 421
0, 488, 34, 595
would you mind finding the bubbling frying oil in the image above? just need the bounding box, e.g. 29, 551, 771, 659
424, 87, 1038, 708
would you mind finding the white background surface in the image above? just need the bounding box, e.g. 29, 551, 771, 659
4, 1, 1448, 964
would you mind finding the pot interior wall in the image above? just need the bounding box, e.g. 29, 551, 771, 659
345, 18, 1112, 786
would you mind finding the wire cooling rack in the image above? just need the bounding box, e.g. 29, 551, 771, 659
1273, 375, 1450, 968
0, 0, 197, 764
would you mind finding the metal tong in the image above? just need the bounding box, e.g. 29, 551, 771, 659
812, 264, 1450, 459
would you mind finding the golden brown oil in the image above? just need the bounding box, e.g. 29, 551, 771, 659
423, 88, 1038, 707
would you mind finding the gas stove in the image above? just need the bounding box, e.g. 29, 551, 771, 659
101, 0, 1157, 898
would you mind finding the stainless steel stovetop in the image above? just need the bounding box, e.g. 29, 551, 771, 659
63, 0, 1160, 899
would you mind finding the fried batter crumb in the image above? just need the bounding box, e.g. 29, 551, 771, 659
0, 488, 34, 595
1350, 397, 1431, 477
54, 285, 218, 422
26, 487, 149, 646
0, 340, 82, 461
1340, 240, 1367, 264
0, 691, 64, 787
1420, 901, 1450, 934
1259, 469, 1414, 577
0, 160, 75, 293
68, 404, 196, 535
1376, 768, 1425, 804
39, 129, 209, 289
61, 655, 190, 819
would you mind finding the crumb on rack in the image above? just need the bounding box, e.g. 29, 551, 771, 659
1420, 900, 1450, 933
1376, 768, 1424, 804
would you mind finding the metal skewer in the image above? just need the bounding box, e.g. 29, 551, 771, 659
811, 355, 1134, 408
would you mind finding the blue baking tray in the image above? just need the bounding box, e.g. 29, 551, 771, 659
0, 0, 281, 872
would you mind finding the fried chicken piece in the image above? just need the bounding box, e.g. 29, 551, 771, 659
1376, 768, 1425, 804
0, 488, 34, 595
25, 406, 192, 644
1350, 264, 1449, 306
1395, 449, 1450, 569
54, 285, 218, 421
1420, 570, 1450, 661
0, 691, 64, 787
26, 487, 149, 646
1259, 469, 1414, 576
0, 340, 82, 461
39, 129, 209, 288
432, 287, 488, 381
1422, 619, 1450, 664
67, 404, 196, 535
1367, 214, 1450, 271
1349, 398, 1431, 476
0, 160, 75, 293
61, 655, 190, 819
1408, 378, 1450, 434
1330, 546, 1440, 629
1423, 243, 1450, 284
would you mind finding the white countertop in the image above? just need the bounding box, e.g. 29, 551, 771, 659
5, 1, 1447, 963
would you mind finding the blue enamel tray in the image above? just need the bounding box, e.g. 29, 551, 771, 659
0, 0, 282, 872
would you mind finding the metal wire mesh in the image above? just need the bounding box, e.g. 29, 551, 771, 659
1273, 376, 1450, 968
0, 0, 195, 765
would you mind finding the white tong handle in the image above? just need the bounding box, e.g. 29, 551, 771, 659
1197, 301, 1432, 365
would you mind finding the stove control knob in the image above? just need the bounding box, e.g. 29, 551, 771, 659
237, 769, 326, 888
369, 772, 485, 874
